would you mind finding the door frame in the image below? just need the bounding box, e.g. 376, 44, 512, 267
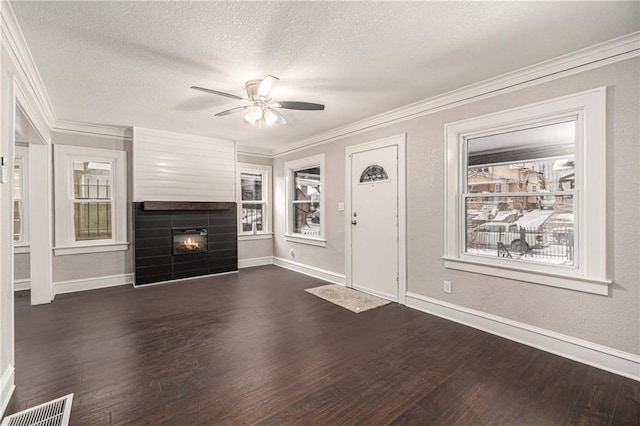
345, 134, 407, 305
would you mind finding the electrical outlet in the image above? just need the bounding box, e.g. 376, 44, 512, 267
443, 280, 452, 294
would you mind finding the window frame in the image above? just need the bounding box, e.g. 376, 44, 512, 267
236, 162, 272, 240
284, 154, 326, 247
53, 145, 128, 255
13, 145, 29, 252
444, 87, 609, 295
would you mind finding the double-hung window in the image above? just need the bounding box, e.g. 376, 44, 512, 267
237, 163, 272, 238
54, 145, 128, 255
284, 154, 325, 246
444, 87, 608, 295
13, 145, 29, 250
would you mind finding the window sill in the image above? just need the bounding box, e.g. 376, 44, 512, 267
14, 245, 30, 254
284, 234, 327, 247
442, 256, 611, 295
238, 233, 273, 241
54, 242, 130, 256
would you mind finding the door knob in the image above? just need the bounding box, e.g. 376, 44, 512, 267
351, 220, 357, 226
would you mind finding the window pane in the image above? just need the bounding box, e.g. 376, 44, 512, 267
294, 167, 320, 201
465, 195, 574, 266
467, 120, 576, 194
293, 202, 320, 236
74, 202, 112, 240
14, 158, 22, 199
73, 161, 112, 199
241, 172, 263, 201
242, 203, 263, 232
13, 200, 21, 242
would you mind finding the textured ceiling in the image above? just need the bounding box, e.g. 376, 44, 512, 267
11, 1, 640, 153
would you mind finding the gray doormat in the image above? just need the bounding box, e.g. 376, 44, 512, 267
305, 284, 392, 313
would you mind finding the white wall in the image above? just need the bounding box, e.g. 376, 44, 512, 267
133, 127, 236, 202
272, 58, 640, 356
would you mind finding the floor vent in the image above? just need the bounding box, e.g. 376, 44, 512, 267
1, 394, 73, 426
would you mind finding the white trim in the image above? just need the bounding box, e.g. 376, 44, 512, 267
283, 234, 327, 247
54, 121, 132, 141
0, 2, 56, 135
53, 242, 130, 256
238, 256, 274, 269
132, 271, 239, 288
0, 365, 15, 417
13, 245, 29, 254
273, 257, 345, 286
238, 234, 273, 241
54, 273, 134, 295
13, 278, 30, 292
345, 134, 407, 305
265, 32, 639, 158
405, 292, 640, 382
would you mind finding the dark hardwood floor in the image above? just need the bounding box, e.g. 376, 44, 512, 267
5, 266, 640, 425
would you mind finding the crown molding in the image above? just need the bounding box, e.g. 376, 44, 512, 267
1, 1, 56, 136
271, 31, 640, 158
54, 120, 133, 141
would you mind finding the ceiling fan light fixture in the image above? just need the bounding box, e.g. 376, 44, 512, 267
263, 109, 278, 126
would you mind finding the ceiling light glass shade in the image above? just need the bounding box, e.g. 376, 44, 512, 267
244, 112, 257, 125
263, 109, 278, 126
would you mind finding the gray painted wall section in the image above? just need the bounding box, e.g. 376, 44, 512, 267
272, 58, 640, 355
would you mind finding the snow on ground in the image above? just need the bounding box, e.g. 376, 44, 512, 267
514, 209, 554, 228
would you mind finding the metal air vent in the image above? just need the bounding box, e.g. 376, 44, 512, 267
1, 394, 73, 426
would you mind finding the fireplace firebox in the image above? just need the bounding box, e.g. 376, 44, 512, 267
172, 228, 208, 255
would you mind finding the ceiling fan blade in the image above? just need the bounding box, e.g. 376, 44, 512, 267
215, 106, 251, 117
191, 86, 247, 101
274, 101, 325, 111
257, 75, 279, 99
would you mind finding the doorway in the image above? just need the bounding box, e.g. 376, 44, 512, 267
345, 134, 406, 303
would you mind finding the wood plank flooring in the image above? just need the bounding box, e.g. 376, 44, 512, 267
5, 266, 640, 425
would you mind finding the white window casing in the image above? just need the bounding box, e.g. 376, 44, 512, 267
53, 145, 129, 255
444, 87, 609, 295
284, 154, 326, 247
237, 162, 272, 239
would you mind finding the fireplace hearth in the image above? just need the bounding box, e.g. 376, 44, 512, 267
172, 228, 208, 255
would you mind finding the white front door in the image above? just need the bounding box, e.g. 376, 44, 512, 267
349, 144, 399, 301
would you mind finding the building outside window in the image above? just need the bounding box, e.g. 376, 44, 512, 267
444, 88, 608, 295
237, 163, 272, 237
284, 154, 325, 246
54, 145, 128, 255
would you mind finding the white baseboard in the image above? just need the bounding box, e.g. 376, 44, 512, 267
13, 279, 30, 291
54, 273, 134, 295
405, 292, 640, 381
238, 256, 274, 269
273, 257, 346, 286
1, 365, 15, 417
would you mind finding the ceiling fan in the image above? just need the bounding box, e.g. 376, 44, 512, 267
191, 75, 324, 127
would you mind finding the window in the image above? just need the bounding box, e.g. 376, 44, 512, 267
237, 163, 272, 238
13, 145, 29, 249
284, 154, 325, 246
54, 145, 128, 255
444, 87, 608, 295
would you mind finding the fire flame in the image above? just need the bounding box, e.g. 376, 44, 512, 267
183, 237, 200, 250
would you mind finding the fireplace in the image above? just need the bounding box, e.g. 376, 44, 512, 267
172, 228, 208, 255
133, 201, 237, 286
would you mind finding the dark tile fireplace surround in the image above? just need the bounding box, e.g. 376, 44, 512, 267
133, 201, 237, 285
